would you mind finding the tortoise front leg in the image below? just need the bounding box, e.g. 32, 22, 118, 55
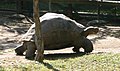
82, 38, 93, 53
72, 46, 80, 53
72, 37, 93, 53
25, 42, 36, 60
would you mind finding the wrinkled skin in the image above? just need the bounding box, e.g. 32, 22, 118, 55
15, 13, 98, 59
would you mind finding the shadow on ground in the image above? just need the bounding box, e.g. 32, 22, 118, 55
25, 52, 86, 60
28, 52, 86, 71
44, 52, 86, 60
42, 62, 59, 71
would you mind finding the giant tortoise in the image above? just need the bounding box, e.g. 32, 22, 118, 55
15, 13, 99, 59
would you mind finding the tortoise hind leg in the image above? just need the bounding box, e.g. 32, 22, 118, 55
15, 44, 27, 55
25, 42, 36, 60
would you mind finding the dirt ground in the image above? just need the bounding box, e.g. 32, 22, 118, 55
0, 15, 120, 62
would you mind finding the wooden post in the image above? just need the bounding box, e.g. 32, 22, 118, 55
49, 0, 52, 12
33, 0, 44, 62
16, 0, 22, 14
97, 1, 101, 21
67, 4, 73, 18
114, 6, 117, 21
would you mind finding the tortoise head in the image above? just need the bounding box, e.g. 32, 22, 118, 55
82, 27, 99, 37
